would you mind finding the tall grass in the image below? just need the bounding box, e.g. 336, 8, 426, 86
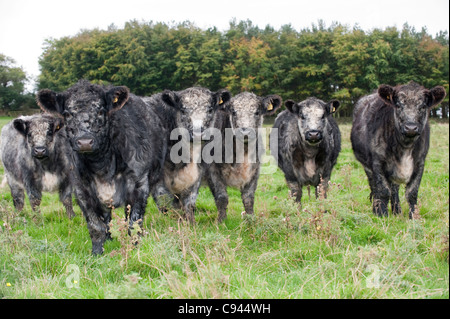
0, 117, 448, 299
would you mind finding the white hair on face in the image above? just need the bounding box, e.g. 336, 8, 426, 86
231, 92, 262, 129
179, 87, 214, 128
301, 102, 325, 131
29, 119, 50, 147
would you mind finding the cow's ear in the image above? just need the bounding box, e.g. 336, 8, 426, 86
13, 118, 30, 136
326, 100, 340, 115
425, 86, 446, 108
378, 84, 395, 106
106, 86, 129, 114
262, 95, 282, 116
36, 89, 65, 117
161, 90, 183, 110
285, 100, 299, 114
214, 89, 232, 111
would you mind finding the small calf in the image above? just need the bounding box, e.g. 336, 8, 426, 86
272, 97, 341, 203
1, 114, 74, 218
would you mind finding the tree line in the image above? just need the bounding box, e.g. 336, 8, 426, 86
6, 19, 450, 116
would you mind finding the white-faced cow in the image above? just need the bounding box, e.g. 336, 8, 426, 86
36, 80, 169, 254
272, 97, 341, 203
351, 81, 446, 218
206, 92, 282, 222
145, 87, 232, 223
1, 114, 74, 218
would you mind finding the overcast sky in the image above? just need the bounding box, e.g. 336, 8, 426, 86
1, 0, 449, 91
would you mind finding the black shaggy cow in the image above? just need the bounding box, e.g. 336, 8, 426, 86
351, 81, 446, 218
145, 87, 232, 223
1, 114, 74, 218
272, 97, 341, 203
206, 92, 282, 222
37, 80, 169, 254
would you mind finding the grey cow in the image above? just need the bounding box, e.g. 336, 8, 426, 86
272, 97, 341, 203
1, 114, 74, 218
351, 81, 446, 218
206, 92, 282, 222
147, 87, 232, 223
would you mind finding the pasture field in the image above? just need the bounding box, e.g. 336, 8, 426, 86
0, 115, 448, 299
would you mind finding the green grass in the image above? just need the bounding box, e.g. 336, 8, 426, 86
0, 116, 448, 299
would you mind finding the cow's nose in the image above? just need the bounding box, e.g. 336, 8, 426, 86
77, 138, 94, 152
238, 128, 252, 136
33, 147, 48, 158
306, 130, 322, 142
237, 128, 256, 142
404, 123, 419, 137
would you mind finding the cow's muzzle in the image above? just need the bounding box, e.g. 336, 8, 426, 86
33, 147, 48, 159
402, 123, 420, 138
305, 130, 323, 145
236, 128, 256, 144
76, 138, 94, 153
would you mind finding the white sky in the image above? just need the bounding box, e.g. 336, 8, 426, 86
1, 0, 449, 92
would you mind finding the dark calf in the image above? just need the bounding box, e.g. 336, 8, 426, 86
37, 80, 168, 254
1, 114, 74, 217
351, 81, 446, 218
206, 92, 282, 222
272, 97, 341, 203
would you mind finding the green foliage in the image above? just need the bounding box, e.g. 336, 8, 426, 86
0, 54, 34, 111
37, 20, 449, 117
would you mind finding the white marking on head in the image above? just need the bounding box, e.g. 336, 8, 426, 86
232, 92, 262, 129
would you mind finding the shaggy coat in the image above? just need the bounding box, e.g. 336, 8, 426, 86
1, 114, 74, 217
351, 81, 446, 217
145, 87, 232, 223
36, 80, 168, 254
272, 97, 341, 203
206, 92, 282, 222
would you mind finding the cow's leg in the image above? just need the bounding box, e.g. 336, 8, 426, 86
390, 183, 402, 215
371, 162, 390, 217
23, 176, 42, 212
363, 167, 375, 202
206, 166, 229, 223
180, 179, 202, 224
7, 177, 25, 211
75, 184, 108, 255
287, 179, 302, 203
151, 179, 179, 213
59, 177, 75, 219
127, 177, 150, 230
241, 173, 259, 216
405, 164, 424, 219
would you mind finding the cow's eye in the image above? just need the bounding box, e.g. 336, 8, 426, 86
62, 110, 71, 118
300, 114, 306, 120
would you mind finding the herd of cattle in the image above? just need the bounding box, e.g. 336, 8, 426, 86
0, 80, 446, 254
